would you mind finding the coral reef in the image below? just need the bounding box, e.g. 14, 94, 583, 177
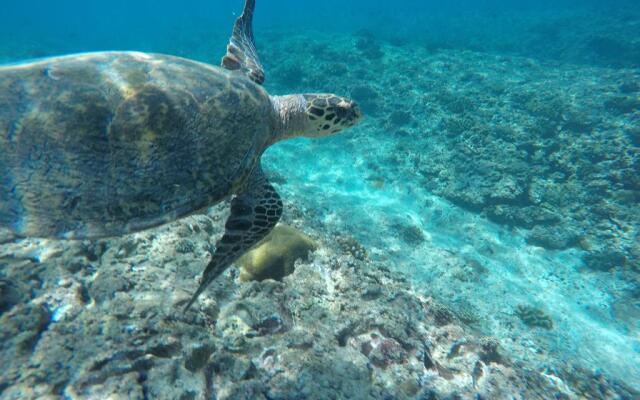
355, 34, 384, 61
0, 213, 588, 399
237, 224, 318, 282
582, 250, 628, 272
255, 30, 639, 391
335, 234, 368, 261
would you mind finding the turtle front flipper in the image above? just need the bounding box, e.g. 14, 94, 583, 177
184, 165, 282, 311
221, 0, 265, 85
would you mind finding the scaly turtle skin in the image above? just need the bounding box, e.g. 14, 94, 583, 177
0, 0, 362, 310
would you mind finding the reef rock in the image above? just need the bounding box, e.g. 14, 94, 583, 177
0, 210, 577, 400
238, 224, 318, 282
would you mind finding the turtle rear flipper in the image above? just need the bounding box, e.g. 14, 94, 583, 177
184, 165, 282, 310
221, 0, 265, 85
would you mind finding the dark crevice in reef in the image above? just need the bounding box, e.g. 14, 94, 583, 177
184, 344, 214, 372
0, 382, 9, 397
82, 350, 155, 390
422, 346, 436, 370
148, 341, 182, 359
336, 324, 355, 347
19, 308, 52, 354
138, 371, 150, 400
52, 379, 71, 396
204, 362, 216, 400
90, 350, 145, 372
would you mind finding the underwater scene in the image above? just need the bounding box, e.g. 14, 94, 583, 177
0, 0, 639, 398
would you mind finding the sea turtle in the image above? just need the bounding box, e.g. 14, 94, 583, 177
0, 0, 362, 310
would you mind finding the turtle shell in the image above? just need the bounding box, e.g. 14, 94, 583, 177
0, 52, 274, 238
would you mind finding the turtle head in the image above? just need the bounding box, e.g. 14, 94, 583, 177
271, 93, 362, 142
300, 94, 362, 138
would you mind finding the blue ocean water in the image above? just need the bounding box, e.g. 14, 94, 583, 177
2, 0, 639, 64
1, 0, 639, 398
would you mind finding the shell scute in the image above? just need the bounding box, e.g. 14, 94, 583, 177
0, 52, 274, 238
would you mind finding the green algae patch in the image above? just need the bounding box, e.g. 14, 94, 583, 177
238, 225, 318, 282
515, 305, 554, 330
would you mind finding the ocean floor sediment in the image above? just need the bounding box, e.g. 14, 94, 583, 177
264, 28, 639, 382
262, 31, 639, 395
1, 204, 634, 399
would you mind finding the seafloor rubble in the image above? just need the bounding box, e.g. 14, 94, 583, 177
263, 30, 639, 277
2, 204, 636, 400
262, 31, 639, 396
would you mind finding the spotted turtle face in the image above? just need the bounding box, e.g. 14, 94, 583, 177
302, 94, 362, 137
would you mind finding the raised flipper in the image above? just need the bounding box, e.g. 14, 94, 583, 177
184, 165, 282, 310
221, 0, 265, 84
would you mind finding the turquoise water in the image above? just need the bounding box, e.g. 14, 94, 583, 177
1, 0, 639, 398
